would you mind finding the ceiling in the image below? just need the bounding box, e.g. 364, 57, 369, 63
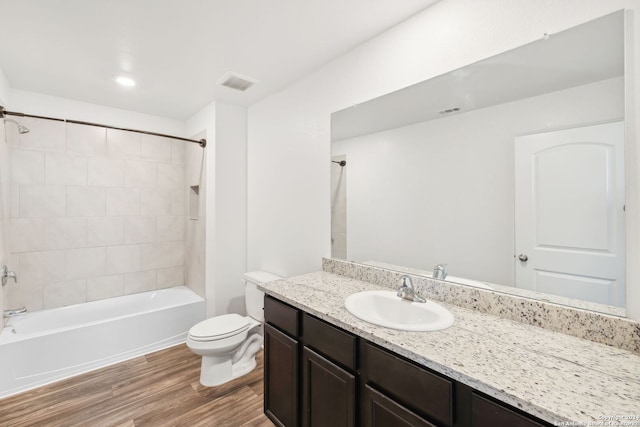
0, 0, 439, 119
331, 10, 624, 141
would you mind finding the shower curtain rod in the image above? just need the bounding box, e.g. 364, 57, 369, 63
0, 108, 207, 148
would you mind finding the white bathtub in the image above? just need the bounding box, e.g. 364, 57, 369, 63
0, 286, 205, 399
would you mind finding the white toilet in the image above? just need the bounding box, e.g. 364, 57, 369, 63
186, 271, 281, 387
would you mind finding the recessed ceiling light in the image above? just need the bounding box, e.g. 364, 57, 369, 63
116, 76, 136, 87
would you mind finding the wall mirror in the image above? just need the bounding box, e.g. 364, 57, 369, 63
330, 11, 627, 317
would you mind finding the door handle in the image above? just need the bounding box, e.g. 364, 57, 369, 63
518, 254, 528, 262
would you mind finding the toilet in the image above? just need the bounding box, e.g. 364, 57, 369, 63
186, 271, 281, 387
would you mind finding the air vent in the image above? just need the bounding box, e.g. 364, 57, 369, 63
438, 107, 460, 115
217, 72, 257, 92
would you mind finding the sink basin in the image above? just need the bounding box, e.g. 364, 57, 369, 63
344, 291, 454, 331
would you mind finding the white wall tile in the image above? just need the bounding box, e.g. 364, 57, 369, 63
19, 250, 66, 284
19, 117, 66, 152
5, 121, 20, 147
140, 241, 184, 270
107, 129, 140, 159
157, 163, 184, 190
124, 216, 156, 244
106, 188, 140, 216
20, 185, 66, 217
157, 266, 184, 289
66, 187, 106, 217
157, 216, 184, 242
87, 216, 124, 246
106, 244, 141, 274
11, 149, 44, 184
141, 135, 172, 162
125, 160, 157, 188
45, 153, 87, 186
10, 184, 19, 218
44, 279, 86, 309
171, 189, 186, 215
141, 189, 171, 215
88, 157, 124, 187
66, 247, 106, 279
45, 217, 87, 249
10, 218, 45, 253
87, 275, 123, 301
124, 270, 156, 295
6, 279, 43, 311
67, 123, 106, 156
171, 140, 185, 164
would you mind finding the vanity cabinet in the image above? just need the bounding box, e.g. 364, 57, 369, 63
263, 295, 552, 427
264, 297, 300, 427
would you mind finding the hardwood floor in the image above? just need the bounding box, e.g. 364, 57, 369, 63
0, 345, 275, 427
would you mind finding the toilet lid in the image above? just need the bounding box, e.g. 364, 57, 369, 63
189, 314, 250, 340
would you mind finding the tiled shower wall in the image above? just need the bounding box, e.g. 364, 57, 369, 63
0, 119, 9, 321
5, 116, 187, 310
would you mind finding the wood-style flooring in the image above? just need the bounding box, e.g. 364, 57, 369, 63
0, 344, 275, 427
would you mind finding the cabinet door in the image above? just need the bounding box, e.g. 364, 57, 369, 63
364, 385, 437, 427
264, 323, 299, 427
302, 347, 356, 427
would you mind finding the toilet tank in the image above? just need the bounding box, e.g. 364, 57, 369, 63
243, 271, 282, 321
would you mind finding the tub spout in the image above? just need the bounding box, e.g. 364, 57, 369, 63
1, 265, 17, 286
3, 307, 27, 318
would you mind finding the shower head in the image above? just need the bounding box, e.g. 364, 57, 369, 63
4, 118, 30, 134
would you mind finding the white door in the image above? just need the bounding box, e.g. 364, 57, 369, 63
514, 122, 625, 307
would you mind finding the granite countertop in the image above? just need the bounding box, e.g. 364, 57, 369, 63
258, 271, 640, 425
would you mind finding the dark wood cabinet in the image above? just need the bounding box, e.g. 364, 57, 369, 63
364, 385, 437, 427
361, 341, 452, 427
302, 347, 356, 427
263, 295, 552, 427
471, 393, 546, 427
264, 323, 299, 427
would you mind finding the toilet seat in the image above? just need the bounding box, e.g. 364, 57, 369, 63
188, 314, 250, 342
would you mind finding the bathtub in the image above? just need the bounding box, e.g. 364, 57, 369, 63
0, 286, 205, 399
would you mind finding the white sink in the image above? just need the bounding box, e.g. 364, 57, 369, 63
344, 291, 454, 331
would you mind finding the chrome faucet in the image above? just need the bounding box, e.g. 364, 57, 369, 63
1, 265, 17, 287
433, 264, 447, 280
397, 275, 426, 303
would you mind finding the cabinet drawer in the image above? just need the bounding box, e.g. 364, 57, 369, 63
361, 341, 453, 427
364, 385, 437, 427
265, 296, 299, 337
302, 314, 357, 371
472, 393, 547, 427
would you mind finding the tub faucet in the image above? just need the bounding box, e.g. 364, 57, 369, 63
397, 275, 426, 303
3, 307, 26, 318
1, 265, 17, 287
433, 264, 447, 280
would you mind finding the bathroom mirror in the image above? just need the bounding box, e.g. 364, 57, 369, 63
330, 11, 627, 316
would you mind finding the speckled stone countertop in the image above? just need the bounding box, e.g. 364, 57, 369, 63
258, 271, 640, 426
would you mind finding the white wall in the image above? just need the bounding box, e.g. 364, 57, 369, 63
0, 66, 11, 107
247, 0, 640, 319
9, 90, 185, 137
333, 78, 623, 286
186, 102, 248, 317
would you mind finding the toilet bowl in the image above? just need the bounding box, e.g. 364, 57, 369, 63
186, 271, 281, 387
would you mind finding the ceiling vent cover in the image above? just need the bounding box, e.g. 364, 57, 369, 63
217, 72, 257, 92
